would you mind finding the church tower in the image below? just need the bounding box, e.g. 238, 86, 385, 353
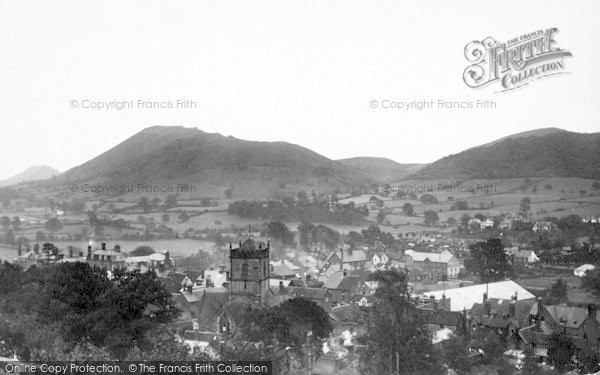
229, 239, 270, 305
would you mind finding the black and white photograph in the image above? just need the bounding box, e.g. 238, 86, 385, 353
1, 1, 599, 374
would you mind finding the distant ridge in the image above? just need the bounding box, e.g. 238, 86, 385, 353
0, 165, 61, 186
337, 157, 425, 183
408, 130, 600, 180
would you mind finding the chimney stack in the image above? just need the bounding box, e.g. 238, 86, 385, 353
509, 300, 516, 317
483, 292, 488, 302
87, 245, 92, 259
484, 299, 491, 315
101, 242, 106, 250
219, 264, 226, 274
433, 299, 439, 311
588, 304, 597, 317
114, 244, 121, 252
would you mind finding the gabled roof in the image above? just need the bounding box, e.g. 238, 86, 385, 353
326, 249, 367, 263
470, 298, 536, 329
404, 250, 455, 263
423, 280, 535, 311
329, 303, 366, 323
271, 263, 296, 277
285, 287, 331, 300
337, 275, 364, 291
323, 273, 345, 289
543, 304, 590, 329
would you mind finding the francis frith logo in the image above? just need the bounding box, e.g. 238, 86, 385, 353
463, 28, 572, 92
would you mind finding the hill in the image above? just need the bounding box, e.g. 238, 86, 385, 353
337, 157, 424, 183
409, 131, 600, 180
0, 165, 61, 186
475, 127, 568, 149
56, 126, 368, 198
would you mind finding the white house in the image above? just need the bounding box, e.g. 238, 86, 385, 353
480, 219, 494, 229
370, 252, 389, 266
574, 264, 595, 277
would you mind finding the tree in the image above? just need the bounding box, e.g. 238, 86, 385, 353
164, 194, 178, 209
224, 188, 233, 199
521, 345, 541, 375
419, 194, 439, 204
376, 209, 386, 224
466, 239, 511, 282
423, 210, 439, 226
178, 212, 190, 223
520, 197, 531, 213
402, 203, 414, 216
267, 221, 295, 245
297, 221, 315, 247
441, 334, 471, 375
450, 200, 469, 211
44, 218, 63, 233
161, 213, 170, 223
130, 246, 155, 256
469, 327, 504, 365
0, 216, 11, 231
139, 196, 150, 213
11, 217, 21, 231
547, 278, 568, 304
547, 333, 575, 372
359, 270, 439, 375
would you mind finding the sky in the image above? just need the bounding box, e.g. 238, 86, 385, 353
1, 0, 599, 179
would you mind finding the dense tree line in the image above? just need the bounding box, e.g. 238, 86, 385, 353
228, 197, 368, 225
0, 262, 179, 359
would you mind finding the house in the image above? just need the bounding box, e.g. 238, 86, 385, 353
415, 295, 469, 338
512, 250, 540, 266
296, 254, 321, 270
181, 322, 220, 357
520, 302, 600, 357
402, 250, 461, 280
125, 249, 171, 273
470, 295, 537, 348
532, 221, 559, 233
423, 280, 536, 312
270, 263, 297, 279
574, 264, 595, 277
480, 219, 495, 229
324, 249, 368, 272
369, 252, 389, 267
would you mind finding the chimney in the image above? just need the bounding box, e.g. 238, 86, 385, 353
306, 274, 311, 281
87, 245, 92, 259
279, 281, 284, 291
340, 249, 344, 271
101, 242, 106, 250
79, 251, 83, 257
483, 292, 488, 302
509, 300, 516, 317
226, 271, 230, 281
17, 246, 22, 257
219, 264, 226, 274
114, 244, 121, 252
484, 299, 491, 315
433, 299, 439, 311
68, 246, 73, 258
441, 293, 446, 310
588, 304, 597, 317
